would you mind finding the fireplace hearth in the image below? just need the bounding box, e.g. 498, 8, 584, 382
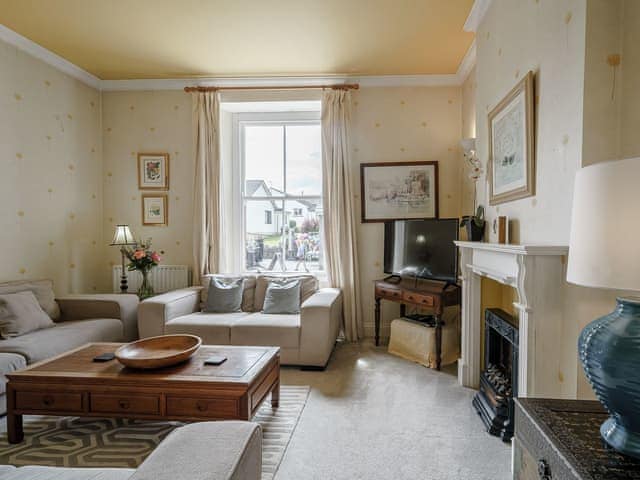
472, 308, 518, 442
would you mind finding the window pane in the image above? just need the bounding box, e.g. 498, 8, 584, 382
244, 125, 284, 196
285, 125, 322, 196
244, 199, 324, 273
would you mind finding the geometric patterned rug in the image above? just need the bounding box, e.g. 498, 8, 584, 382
0, 385, 309, 480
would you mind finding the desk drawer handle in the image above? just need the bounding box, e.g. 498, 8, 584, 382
407, 295, 414, 301
196, 401, 209, 412
118, 400, 130, 410
422, 299, 430, 304
42, 395, 54, 407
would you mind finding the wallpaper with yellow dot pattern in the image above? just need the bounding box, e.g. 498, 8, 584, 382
0, 38, 104, 294
350, 86, 465, 336
474, 0, 586, 245
102, 91, 193, 274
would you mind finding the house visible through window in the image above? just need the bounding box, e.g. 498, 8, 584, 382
235, 110, 323, 273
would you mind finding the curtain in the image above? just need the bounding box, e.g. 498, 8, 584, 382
321, 89, 363, 341
192, 91, 220, 282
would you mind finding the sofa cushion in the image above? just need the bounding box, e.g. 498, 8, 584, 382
0, 352, 27, 395
0, 291, 55, 338
263, 280, 301, 314
0, 319, 123, 363
201, 275, 256, 312
0, 279, 60, 320
253, 274, 318, 312
0, 466, 134, 480
203, 278, 244, 313
231, 312, 300, 349
166, 312, 251, 345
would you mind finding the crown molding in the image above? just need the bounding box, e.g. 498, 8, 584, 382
463, 0, 493, 32
100, 73, 463, 91
0, 23, 101, 89
1, 23, 476, 91
455, 40, 476, 83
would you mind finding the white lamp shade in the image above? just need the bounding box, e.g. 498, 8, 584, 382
110, 225, 136, 246
567, 158, 640, 291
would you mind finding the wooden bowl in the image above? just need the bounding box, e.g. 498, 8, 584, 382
115, 334, 202, 369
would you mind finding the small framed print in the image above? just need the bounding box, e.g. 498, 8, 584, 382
138, 153, 169, 190
142, 194, 168, 226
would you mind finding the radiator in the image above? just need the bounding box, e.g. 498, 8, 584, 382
112, 265, 191, 294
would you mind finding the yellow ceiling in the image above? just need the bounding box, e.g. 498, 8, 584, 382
0, 0, 475, 80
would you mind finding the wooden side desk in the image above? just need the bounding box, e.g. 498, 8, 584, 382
374, 278, 461, 370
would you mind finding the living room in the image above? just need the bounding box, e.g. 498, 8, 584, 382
1, 1, 639, 479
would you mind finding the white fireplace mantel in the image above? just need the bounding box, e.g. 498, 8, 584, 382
455, 241, 569, 398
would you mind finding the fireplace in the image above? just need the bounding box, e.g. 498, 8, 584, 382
472, 308, 518, 442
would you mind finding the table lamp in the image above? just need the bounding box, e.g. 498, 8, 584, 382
110, 225, 136, 293
567, 157, 640, 458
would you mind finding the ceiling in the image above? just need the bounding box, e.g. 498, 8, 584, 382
0, 0, 475, 80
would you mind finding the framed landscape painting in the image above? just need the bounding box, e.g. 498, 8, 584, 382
138, 153, 169, 190
142, 194, 168, 226
360, 161, 439, 223
488, 71, 535, 205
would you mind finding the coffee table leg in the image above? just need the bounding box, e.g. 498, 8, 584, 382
271, 379, 280, 408
7, 385, 23, 444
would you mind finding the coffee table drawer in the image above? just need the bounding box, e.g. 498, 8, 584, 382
16, 391, 83, 412
166, 396, 238, 418
90, 393, 160, 415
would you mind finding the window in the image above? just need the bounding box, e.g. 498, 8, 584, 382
233, 111, 323, 273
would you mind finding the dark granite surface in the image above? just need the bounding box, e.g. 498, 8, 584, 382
517, 398, 640, 479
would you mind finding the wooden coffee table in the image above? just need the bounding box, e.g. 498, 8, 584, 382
5, 343, 280, 444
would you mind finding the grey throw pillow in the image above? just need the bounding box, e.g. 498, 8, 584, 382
263, 280, 301, 314
0, 291, 54, 339
203, 278, 245, 313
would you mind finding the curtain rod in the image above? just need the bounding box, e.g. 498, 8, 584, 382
184, 83, 359, 93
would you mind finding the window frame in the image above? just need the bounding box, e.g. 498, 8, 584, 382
231, 110, 323, 274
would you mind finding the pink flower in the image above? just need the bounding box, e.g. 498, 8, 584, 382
151, 252, 161, 263
133, 249, 145, 260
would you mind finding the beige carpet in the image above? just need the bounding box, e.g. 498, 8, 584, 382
0, 385, 309, 480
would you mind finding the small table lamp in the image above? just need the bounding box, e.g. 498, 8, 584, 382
567, 157, 640, 458
110, 225, 136, 293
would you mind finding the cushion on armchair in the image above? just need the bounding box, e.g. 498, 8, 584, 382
203, 278, 245, 313
0, 279, 60, 320
253, 274, 318, 312
0, 291, 54, 338
201, 275, 256, 312
263, 280, 301, 314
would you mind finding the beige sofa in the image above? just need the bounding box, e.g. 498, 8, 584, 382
138, 274, 342, 368
0, 279, 139, 414
0, 421, 262, 480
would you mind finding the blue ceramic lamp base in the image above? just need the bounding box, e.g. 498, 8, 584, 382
579, 297, 640, 460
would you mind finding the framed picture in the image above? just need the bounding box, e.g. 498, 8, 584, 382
360, 161, 439, 223
141, 194, 168, 226
488, 71, 536, 205
138, 153, 169, 190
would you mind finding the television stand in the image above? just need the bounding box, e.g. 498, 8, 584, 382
374, 277, 461, 370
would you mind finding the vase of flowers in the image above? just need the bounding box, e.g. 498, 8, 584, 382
121, 239, 161, 299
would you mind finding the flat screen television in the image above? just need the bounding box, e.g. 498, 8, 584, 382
384, 218, 459, 282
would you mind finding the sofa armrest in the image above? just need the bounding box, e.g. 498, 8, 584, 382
130, 421, 262, 480
56, 294, 139, 341
138, 287, 201, 338
298, 288, 343, 367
